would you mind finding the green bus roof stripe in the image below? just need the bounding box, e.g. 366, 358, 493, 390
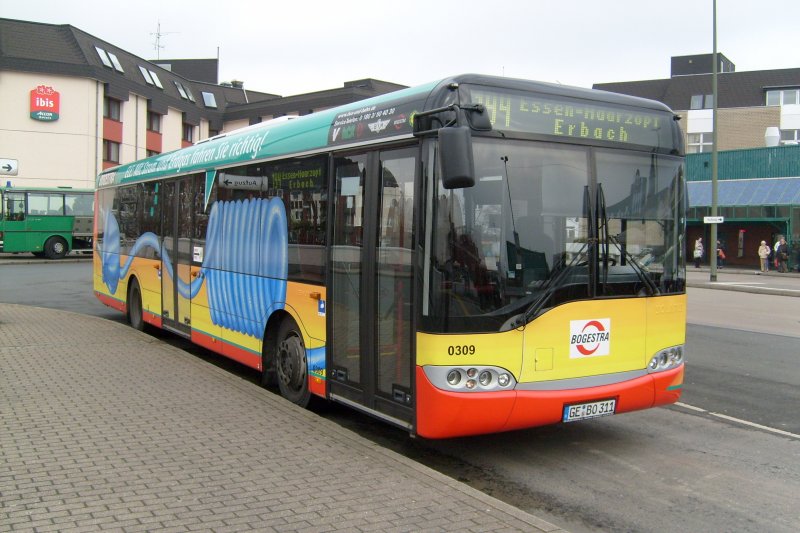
99, 79, 441, 187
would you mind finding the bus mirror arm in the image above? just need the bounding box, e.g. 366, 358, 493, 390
413, 103, 491, 136
414, 104, 488, 189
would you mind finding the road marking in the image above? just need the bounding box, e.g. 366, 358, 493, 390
674, 402, 800, 439
674, 401, 706, 412
709, 282, 800, 293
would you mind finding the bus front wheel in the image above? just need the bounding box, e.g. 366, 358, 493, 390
44, 236, 68, 259
275, 317, 311, 407
127, 278, 146, 331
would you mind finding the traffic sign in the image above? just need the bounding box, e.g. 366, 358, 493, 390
0, 158, 18, 176
703, 216, 724, 224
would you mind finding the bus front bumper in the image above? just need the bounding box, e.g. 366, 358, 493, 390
414, 365, 683, 439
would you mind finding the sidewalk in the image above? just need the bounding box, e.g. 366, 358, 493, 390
0, 304, 565, 533
686, 265, 800, 297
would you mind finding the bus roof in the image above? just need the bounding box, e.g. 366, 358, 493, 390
97, 74, 677, 188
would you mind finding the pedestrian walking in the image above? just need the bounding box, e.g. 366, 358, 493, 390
758, 240, 771, 273
693, 237, 704, 268
716, 240, 725, 269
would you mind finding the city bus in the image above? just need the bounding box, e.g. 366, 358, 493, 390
1, 185, 94, 259
93, 74, 686, 438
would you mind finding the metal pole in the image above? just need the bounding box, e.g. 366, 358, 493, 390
710, 0, 719, 282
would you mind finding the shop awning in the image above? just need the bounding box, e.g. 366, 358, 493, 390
688, 177, 800, 207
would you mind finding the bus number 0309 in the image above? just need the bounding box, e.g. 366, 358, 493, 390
447, 345, 476, 356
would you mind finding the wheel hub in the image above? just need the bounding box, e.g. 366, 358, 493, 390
277, 335, 306, 390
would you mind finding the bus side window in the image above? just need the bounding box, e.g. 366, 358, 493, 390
5, 194, 26, 221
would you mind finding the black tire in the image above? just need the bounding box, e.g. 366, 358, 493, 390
127, 278, 146, 331
43, 236, 68, 259
275, 317, 311, 407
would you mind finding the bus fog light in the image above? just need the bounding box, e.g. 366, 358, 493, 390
447, 369, 462, 386
498, 373, 510, 387
466, 368, 478, 378
478, 371, 492, 387
465, 379, 477, 389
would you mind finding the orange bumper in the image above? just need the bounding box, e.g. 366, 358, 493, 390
415, 364, 683, 439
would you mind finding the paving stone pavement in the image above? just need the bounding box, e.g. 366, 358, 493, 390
0, 304, 566, 533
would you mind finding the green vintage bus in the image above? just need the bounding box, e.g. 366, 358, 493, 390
0, 185, 95, 259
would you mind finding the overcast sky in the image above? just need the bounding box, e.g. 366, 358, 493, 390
2, 0, 799, 96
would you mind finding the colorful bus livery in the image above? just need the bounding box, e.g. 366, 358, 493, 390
94, 74, 687, 438
1, 186, 94, 259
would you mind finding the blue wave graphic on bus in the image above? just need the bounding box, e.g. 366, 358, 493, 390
100, 197, 288, 338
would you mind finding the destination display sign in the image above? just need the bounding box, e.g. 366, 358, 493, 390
465, 85, 675, 150
270, 159, 325, 191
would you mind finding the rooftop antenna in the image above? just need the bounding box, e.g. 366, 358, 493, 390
150, 21, 178, 60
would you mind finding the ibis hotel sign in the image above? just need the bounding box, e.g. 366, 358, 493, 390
30, 85, 60, 122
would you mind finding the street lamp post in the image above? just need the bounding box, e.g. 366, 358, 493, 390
710, 0, 719, 282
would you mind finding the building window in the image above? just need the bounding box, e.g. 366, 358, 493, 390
138, 66, 164, 89
182, 123, 194, 143
690, 94, 714, 110
95, 46, 113, 68
781, 129, 800, 145
107, 52, 124, 73
147, 112, 161, 132
766, 88, 800, 106
103, 97, 121, 121
687, 132, 713, 153
95, 46, 124, 73
174, 81, 190, 100
172, 81, 189, 100
146, 149, 160, 157
103, 140, 120, 163
201, 91, 218, 108
139, 66, 154, 85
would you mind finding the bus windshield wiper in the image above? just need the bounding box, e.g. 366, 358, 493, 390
515, 240, 590, 327
597, 183, 659, 296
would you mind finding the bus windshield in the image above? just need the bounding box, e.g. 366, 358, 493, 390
423, 137, 685, 333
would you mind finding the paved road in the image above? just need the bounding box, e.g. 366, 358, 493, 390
3, 259, 799, 532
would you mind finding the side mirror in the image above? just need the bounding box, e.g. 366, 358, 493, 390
439, 126, 475, 189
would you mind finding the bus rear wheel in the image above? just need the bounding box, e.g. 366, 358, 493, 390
127, 278, 146, 331
275, 317, 311, 407
44, 236, 68, 259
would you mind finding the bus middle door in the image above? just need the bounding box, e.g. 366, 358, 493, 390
161, 177, 193, 335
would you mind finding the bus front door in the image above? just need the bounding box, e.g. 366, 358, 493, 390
161, 177, 193, 335
330, 148, 417, 429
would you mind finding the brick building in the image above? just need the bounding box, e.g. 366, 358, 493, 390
595, 54, 800, 269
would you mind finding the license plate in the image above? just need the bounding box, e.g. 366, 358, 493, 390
563, 399, 616, 422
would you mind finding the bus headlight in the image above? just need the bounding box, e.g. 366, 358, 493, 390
447, 369, 462, 386
648, 345, 684, 373
424, 366, 517, 392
